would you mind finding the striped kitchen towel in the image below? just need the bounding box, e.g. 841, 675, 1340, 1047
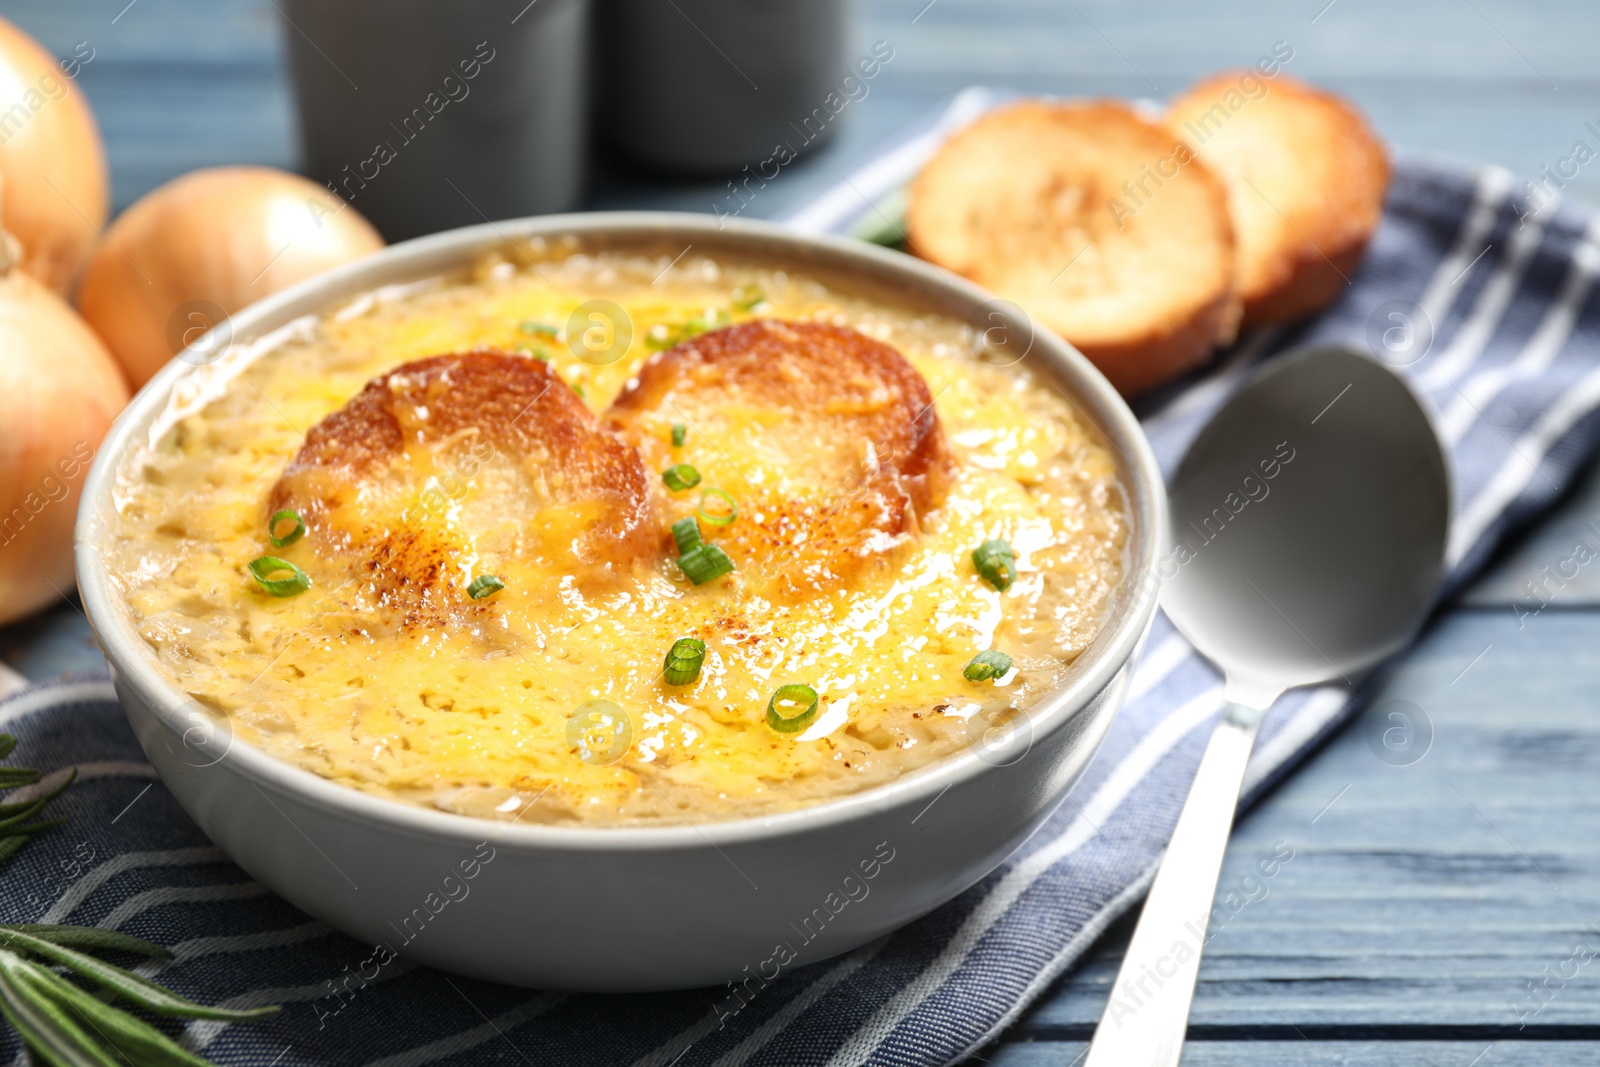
4, 90, 1600, 1066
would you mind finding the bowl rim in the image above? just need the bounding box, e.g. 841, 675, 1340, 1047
74, 210, 1166, 852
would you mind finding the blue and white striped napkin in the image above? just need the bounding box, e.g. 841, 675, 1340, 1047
6, 91, 1600, 1066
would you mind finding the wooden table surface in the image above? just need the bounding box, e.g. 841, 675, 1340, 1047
8, 1, 1600, 1063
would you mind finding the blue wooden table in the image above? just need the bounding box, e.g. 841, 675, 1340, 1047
8, 1, 1600, 1063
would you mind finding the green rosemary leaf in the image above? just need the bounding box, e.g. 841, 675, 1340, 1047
19, 962, 217, 1067
0, 925, 171, 960
0, 739, 274, 1059
0, 798, 50, 833
0, 930, 277, 1021
0, 768, 77, 819
0, 950, 122, 1067
0, 768, 42, 789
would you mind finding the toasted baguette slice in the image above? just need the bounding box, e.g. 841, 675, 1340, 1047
271, 351, 656, 615
1166, 72, 1389, 325
906, 100, 1240, 396
606, 320, 951, 600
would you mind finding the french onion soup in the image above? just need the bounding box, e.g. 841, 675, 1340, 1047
106, 242, 1127, 825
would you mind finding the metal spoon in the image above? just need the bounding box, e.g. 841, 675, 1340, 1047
1084, 345, 1451, 1067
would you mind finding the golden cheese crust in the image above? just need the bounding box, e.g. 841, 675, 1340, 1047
1166, 72, 1389, 326
270, 350, 656, 619
109, 255, 1133, 826
606, 320, 952, 599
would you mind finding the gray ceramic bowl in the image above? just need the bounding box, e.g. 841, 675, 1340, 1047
74, 213, 1165, 992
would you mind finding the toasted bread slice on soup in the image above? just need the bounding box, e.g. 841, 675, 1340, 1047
271, 351, 656, 615
606, 319, 951, 601
1166, 72, 1389, 325
906, 100, 1240, 397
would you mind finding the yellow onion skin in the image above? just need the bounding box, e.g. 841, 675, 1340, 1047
78, 166, 385, 389
0, 16, 109, 296
0, 260, 128, 625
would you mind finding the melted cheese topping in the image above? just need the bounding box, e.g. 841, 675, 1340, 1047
106, 246, 1127, 825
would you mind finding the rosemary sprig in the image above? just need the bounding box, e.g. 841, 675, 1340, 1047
0, 733, 280, 1064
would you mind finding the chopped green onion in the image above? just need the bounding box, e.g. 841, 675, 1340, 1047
697, 488, 738, 527
662, 464, 702, 492
646, 311, 729, 350
671, 516, 701, 554
520, 321, 559, 338
963, 649, 1014, 682
766, 684, 820, 733
267, 509, 305, 548
678, 543, 734, 585
671, 423, 687, 447
467, 574, 505, 599
663, 637, 707, 685
646, 323, 682, 350
731, 285, 766, 310
972, 539, 1017, 592
574, 384, 587, 399
248, 556, 311, 597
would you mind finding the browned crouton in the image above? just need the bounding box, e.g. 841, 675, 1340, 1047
1166, 72, 1389, 325
606, 320, 952, 599
271, 351, 656, 614
907, 100, 1240, 396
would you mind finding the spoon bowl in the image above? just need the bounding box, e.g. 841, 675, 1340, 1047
1162, 346, 1451, 705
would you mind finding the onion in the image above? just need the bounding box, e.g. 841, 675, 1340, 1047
0, 16, 109, 295
0, 232, 128, 625
77, 166, 384, 388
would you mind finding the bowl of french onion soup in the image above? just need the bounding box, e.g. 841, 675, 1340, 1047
76, 212, 1165, 991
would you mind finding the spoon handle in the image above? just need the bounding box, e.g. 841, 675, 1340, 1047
1083, 702, 1265, 1067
